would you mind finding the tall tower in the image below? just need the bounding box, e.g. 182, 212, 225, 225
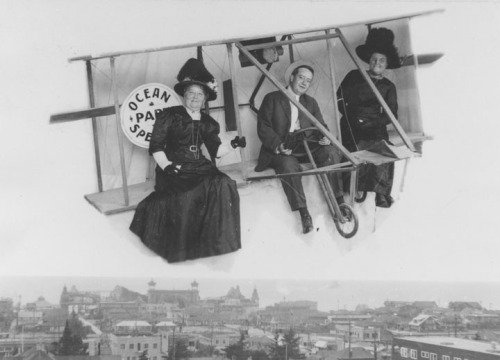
148, 279, 157, 291
190, 280, 200, 303
60, 285, 70, 312
251, 287, 259, 306
191, 280, 199, 291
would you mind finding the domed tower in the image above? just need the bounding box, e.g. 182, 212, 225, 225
251, 287, 259, 306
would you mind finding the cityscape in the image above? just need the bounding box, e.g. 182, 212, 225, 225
1, 278, 500, 360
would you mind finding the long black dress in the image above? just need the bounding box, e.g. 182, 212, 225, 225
130, 106, 241, 263
337, 69, 398, 196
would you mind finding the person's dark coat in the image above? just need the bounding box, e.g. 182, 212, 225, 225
255, 91, 330, 172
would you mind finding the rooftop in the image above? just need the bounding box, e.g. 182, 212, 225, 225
397, 336, 500, 355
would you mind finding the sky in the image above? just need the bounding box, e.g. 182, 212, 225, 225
1, 1, 500, 292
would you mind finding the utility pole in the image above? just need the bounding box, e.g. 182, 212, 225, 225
348, 321, 351, 360
454, 313, 457, 337
172, 327, 176, 360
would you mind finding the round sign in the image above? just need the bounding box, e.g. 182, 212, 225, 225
120, 83, 182, 148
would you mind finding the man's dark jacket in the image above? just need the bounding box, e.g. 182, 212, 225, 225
255, 90, 330, 172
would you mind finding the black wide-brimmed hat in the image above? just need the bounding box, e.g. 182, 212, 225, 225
355, 28, 401, 69
174, 58, 218, 101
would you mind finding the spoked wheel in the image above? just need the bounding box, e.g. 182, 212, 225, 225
290, 127, 323, 158
354, 190, 367, 203
334, 203, 359, 239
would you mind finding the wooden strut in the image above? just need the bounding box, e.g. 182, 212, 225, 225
303, 140, 344, 224
67, 8, 443, 63
242, 33, 339, 52
236, 41, 360, 166
335, 28, 416, 152
325, 29, 342, 143
85, 60, 103, 193
226, 43, 248, 180
110, 57, 130, 206
246, 162, 354, 181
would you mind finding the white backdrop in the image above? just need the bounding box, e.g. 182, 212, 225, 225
1, 1, 499, 284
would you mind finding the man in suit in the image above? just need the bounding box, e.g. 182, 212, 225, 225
255, 61, 345, 234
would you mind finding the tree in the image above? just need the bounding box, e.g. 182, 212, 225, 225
250, 349, 269, 360
194, 344, 214, 357
59, 320, 86, 355
267, 329, 301, 360
225, 334, 248, 360
168, 338, 189, 360
68, 312, 89, 338
139, 350, 149, 360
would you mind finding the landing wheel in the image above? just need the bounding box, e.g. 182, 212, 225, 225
334, 203, 359, 239
354, 190, 367, 203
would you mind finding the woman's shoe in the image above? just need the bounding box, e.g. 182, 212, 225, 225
375, 193, 391, 208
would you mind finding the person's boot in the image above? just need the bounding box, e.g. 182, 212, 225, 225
336, 195, 345, 206
375, 193, 391, 208
298, 208, 314, 234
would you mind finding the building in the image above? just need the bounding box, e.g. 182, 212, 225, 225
26, 297, 57, 311
0, 298, 14, 314
147, 281, 200, 308
309, 347, 374, 360
17, 310, 44, 325
408, 315, 441, 332
60, 286, 100, 314
327, 315, 373, 325
448, 303, 483, 312
114, 321, 153, 336
109, 334, 162, 360
393, 336, 500, 360
335, 324, 381, 342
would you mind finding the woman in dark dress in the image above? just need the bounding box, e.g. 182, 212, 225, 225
130, 58, 242, 263
337, 28, 400, 208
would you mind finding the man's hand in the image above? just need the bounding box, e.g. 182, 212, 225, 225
278, 143, 292, 155
318, 136, 331, 146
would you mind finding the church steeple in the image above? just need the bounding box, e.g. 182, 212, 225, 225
251, 287, 259, 305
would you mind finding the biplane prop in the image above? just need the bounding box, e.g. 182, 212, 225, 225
50, 9, 443, 239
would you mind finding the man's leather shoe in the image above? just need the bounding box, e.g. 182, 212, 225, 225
299, 208, 314, 234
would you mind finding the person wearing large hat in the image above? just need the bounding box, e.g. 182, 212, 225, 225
337, 27, 400, 208
255, 60, 345, 234
130, 58, 244, 263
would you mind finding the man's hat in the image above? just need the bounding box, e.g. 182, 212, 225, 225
174, 58, 218, 101
355, 28, 401, 69
284, 60, 316, 86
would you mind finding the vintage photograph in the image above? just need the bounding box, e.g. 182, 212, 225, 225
1, 0, 500, 359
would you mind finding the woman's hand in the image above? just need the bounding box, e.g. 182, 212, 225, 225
163, 164, 181, 175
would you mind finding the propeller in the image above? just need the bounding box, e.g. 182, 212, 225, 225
400, 53, 444, 67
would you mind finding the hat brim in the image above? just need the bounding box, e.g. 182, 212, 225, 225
355, 44, 401, 69
284, 60, 316, 86
174, 80, 217, 101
